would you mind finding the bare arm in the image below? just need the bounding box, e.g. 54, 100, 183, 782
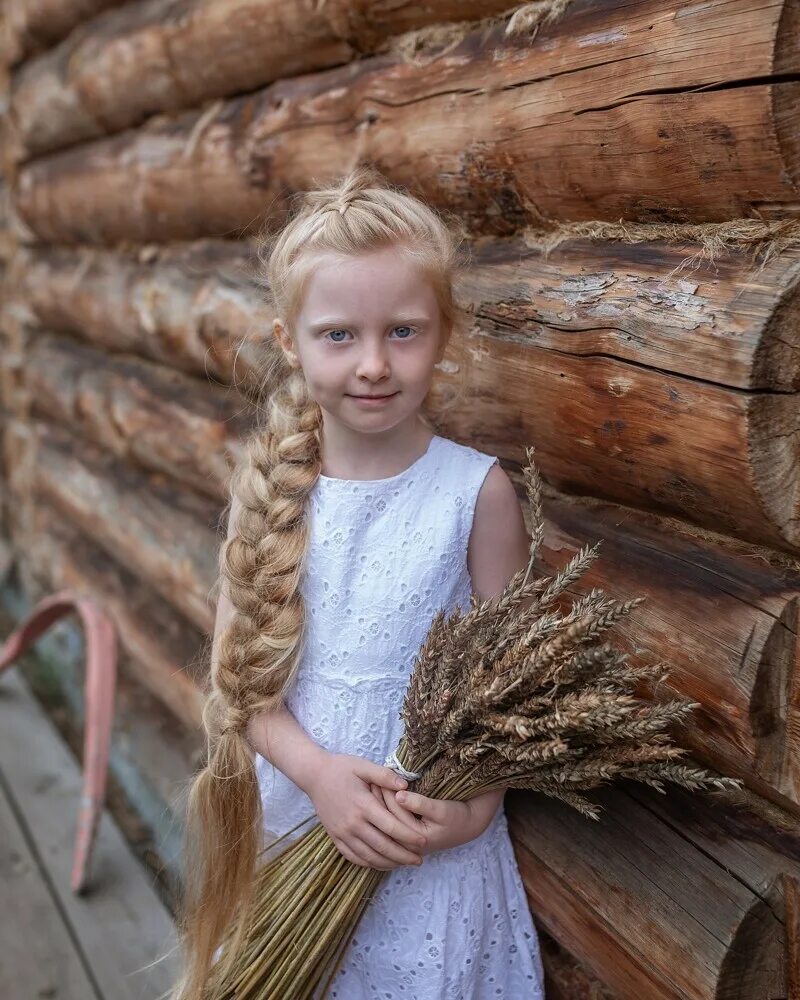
211, 494, 328, 798
464, 461, 535, 831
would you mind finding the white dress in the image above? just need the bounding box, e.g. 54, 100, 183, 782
254, 433, 546, 999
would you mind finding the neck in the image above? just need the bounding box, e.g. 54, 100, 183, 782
319, 415, 432, 480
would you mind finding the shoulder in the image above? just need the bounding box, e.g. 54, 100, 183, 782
467, 461, 529, 603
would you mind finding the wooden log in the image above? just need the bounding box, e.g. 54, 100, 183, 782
25, 330, 252, 498
439, 330, 800, 553
0, 0, 123, 68
626, 784, 800, 996
462, 238, 800, 393
538, 929, 615, 1000
506, 783, 793, 999
25, 499, 207, 730
9, 0, 514, 157
530, 490, 800, 814
13, 0, 800, 242
30, 419, 219, 633
14, 236, 800, 549
16, 236, 800, 390
11, 241, 269, 384
787, 873, 800, 997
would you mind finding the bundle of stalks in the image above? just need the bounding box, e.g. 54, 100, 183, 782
205, 447, 739, 1000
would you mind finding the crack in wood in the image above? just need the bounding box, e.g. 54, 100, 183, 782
628, 786, 789, 925
472, 320, 800, 397
575, 72, 800, 117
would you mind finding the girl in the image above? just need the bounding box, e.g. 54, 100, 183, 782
176, 165, 546, 999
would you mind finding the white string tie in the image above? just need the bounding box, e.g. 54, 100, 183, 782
383, 750, 421, 781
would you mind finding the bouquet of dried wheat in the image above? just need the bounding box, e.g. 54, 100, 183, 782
205, 447, 738, 1000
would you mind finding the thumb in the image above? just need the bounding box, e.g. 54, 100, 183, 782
357, 759, 408, 791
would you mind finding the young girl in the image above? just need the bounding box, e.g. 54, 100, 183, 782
176, 165, 546, 999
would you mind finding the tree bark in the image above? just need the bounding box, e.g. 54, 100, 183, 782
438, 331, 800, 552
10, 241, 270, 386
13, 0, 800, 241
1, 0, 123, 68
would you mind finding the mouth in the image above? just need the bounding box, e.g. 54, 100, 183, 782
348, 392, 398, 400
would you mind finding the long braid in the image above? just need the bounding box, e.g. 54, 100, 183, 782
173, 371, 322, 999
215, 375, 322, 729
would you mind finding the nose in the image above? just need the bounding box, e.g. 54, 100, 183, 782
355, 342, 391, 383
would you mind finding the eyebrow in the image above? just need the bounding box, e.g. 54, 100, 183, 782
309, 317, 431, 330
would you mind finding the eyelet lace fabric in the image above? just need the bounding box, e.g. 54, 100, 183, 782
254, 435, 545, 999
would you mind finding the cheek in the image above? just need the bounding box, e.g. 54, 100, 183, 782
302, 350, 346, 387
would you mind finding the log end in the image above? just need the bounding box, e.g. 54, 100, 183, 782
748, 394, 800, 550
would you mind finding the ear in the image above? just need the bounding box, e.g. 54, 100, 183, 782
273, 318, 299, 369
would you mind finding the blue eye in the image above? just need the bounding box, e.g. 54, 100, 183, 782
324, 326, 416, 343
327, 329, 349, 343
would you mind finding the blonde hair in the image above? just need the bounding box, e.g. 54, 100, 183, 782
172, 164, 470, 998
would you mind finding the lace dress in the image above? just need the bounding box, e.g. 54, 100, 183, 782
253, 433, 546, 999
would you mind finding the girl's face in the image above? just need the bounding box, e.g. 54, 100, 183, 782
275, 245, 446, 434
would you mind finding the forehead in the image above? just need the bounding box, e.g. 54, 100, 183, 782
297, 247, 437, 322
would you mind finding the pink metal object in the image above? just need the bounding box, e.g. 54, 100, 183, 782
0, 589, 118, 894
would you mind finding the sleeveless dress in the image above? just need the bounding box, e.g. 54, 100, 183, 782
253, 433, 546, 999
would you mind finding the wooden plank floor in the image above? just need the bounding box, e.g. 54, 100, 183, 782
0, 666, 180, 1000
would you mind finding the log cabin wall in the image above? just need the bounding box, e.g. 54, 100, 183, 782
1, 1, 799, 997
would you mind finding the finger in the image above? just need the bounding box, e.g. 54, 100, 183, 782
351, 833, 411, 870
380, 788, 429, 840
357, 824, 422, 867
332, 838, 369, 869
369, 782, 384, 805
396, 790, 442, 821
357, 761, 409, 792
370, 790, 428, 845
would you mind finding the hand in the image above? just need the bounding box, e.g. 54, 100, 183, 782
306, 753, 428, 871
370, 784, 504, 855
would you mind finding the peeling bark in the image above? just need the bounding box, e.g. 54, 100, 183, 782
9, 0, 515, 157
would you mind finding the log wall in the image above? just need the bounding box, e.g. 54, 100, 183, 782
1, 1, 798, 996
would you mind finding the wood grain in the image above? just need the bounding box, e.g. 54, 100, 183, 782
8, 0, 514, 156
507, 784, 791, 999
31, 419, 220, 633
531, 491, 800, 813
13, 0, 800, 242
26, 330, 251, 499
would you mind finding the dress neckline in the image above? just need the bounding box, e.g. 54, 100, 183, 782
316, 434, 441, 488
